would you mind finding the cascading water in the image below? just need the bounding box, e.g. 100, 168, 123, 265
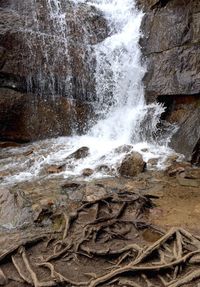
0, 0, 177, 186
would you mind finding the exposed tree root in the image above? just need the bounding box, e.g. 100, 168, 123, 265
0, 232, 51, 262
168, 269, 200, 287
80, 243, 142, 257
45, 242, 72, 262
0, 267, 7, 285
20, 247, 56, 287
37, 262, 88, 286
1, 192, 200, 287
88, 249, 200, 286
12, 255, 32, 284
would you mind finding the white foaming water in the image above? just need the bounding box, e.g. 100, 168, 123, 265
0, 0, 177, 186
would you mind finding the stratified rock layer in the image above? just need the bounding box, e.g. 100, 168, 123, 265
0, 0, 108, 141
138, 0, 200, 160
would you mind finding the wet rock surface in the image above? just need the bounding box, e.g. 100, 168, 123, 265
82, 168, 94, 177
0, 89, 93, 142
118, 151, 146, 177
67, 146, 90, 160
0, 0, 108, 141
139, 0, 200, 160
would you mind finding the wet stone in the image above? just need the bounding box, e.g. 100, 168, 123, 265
166, 161, 191, 177
148, 158, 159, 167
164, 154, 179, 166
184, 168, 200, 180
96, 164, 110, 173
118, 151, 146, 178
114, 144, 133, 154
67, 146, 90, 160
82, 168, 94, 177
47, 164, 65, 174
85, 183, 107, 202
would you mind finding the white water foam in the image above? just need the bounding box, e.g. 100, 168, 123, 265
0, 0, 177, 186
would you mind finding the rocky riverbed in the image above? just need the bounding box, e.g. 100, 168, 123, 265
0, 142, 200, 286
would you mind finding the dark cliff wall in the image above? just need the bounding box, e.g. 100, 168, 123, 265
0, 0, 107, 142
139, 0, 200, 162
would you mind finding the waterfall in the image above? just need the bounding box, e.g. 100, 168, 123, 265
0, 0, 176, 185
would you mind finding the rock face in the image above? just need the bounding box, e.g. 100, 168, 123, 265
0, 0, 108, 142
138, 0, 200, 159
118, 152, 146, 177
0, 88, 93, 142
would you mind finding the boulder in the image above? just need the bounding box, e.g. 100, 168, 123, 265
118, 152, 146, 178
